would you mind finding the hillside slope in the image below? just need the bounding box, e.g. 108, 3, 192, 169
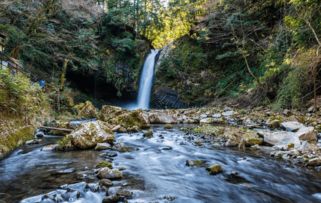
153, 0, 321, 110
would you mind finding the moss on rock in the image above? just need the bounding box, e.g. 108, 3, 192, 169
57, 121, 115, 150
193, 125, 224, 136
73, 101, 98, 118
99, 105, 149, 132
0, 126, 35, 158
96, 161, 113, 169
207, 164, 223, 175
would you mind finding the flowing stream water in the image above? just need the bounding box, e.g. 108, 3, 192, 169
1, 127, 321, 202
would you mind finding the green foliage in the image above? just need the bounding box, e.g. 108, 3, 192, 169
0, 0, 151, 98
155, 0, 321, 108
0, 69, 49, 115
145, 0, 207, 48
274, 67, 308, 109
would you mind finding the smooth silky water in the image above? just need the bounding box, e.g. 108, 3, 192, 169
135, 49, 159, 110
1, 127, 321, 202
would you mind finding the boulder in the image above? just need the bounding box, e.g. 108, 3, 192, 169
207, 164, 223, 175
99, 179, 113, 187
307, 158, 321, 166
95, 143, 112, 151
186, 160, 207, 167
266, 119, 281, 129
148, 111, 178, 124
143, 130, 153, 138
223, 127, 262, 147
73, 101, 98, 118
111, 110, 150, 131
257, 130, 300, 147
102, 105, 150, 130
281, 121, 305, 132
242, 131, 263, 146
97, 167, 123, 180
96, 161, 112, 169
59, 121, 114, 150
296, 126, 317, 142
99, 105, 125, 122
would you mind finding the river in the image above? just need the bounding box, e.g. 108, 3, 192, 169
1, 126, 321, 202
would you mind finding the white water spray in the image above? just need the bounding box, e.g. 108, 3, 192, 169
136, 49, 159, 110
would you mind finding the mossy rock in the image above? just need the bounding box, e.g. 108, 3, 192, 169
207, 164, 223, 175
56, 136, 74, 151
99, 105, 126, 122
143, 130, 153, 138
73, 101, 98, 118
287, 143, 295, 150
193, 125, 224, 136
186, 160, 207, 167
164, 124, 173, 129
267, 119, 281, 129
96, 161, 112, 169
246, 138, 263, 146
0, 126, 35, 158
243, 131, 263, 146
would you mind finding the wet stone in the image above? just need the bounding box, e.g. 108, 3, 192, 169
103, 195, 121, 203
186, 160, 207, 167
307, 158, 321, 167
164, 124, 173, 129
97, 168, 123, 180
116, 190, 133, 199
100, 179, 113, 188
96, 161, 113, 169
224, 171, 249, 184
161, 146, 173, 150
207, 164, 223, 175
143, 130, 153, 138
101, 151, 118, 158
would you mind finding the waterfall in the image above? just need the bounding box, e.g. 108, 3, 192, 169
136, 49, 159, 110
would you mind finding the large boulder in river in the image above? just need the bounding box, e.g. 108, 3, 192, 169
73, 101, 98, 118
99, 105, 125, 122
112, 110, 149, 131
99, 105, 149, 131
58, 121, 114, 150
97, 167, 123, 180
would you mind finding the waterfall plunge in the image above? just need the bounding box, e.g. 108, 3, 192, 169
136, 49, 159, 110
